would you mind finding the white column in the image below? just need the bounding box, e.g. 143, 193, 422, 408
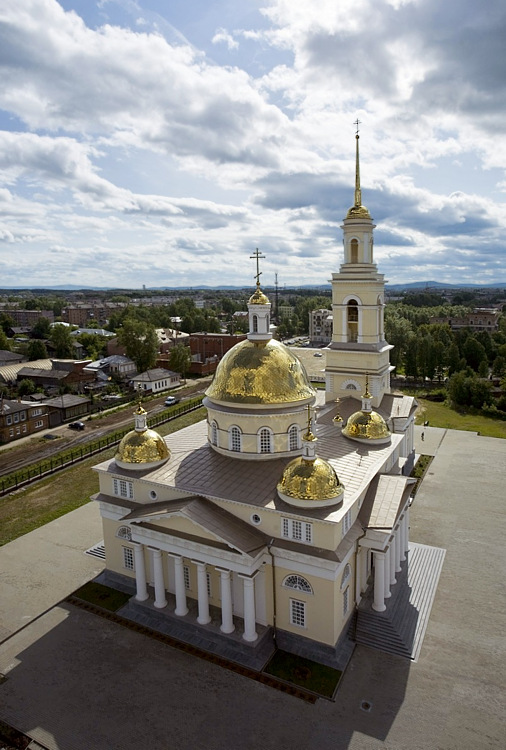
133, 543, 149, 602
171, 555, 188, 616
372, 552, 386, 612
395, 527, 402, 572
218, 569, 235, 634
195, 561, 211, 625
151, 548, 167, 609
400, 514, 407, 562
389, 537, 397, 586
384, 547, 392, 598
360, 547, 369, 593
241, 575, 258, 642
404, 509, 410, 553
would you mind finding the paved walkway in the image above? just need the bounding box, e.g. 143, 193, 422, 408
0, 503, 104, 643
0, 429, 505, 749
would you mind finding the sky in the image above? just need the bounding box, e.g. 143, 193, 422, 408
0, 0, 505, 290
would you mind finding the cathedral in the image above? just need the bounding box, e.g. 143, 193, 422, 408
92, 133, 417, 667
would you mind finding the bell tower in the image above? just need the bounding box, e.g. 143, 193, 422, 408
325, 123, 393, 407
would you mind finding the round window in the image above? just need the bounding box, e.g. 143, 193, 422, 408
149, 490, 158, 500
251, 513, 261, 525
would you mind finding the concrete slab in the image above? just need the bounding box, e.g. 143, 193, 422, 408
414, 424, 446, 456
0, 503, 104, 643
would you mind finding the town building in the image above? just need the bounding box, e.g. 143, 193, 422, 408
131, 368, 181, 394
0, 399, 49, 443
2, 309, 54, 327
309, 308, 332, 346
92, 134, 418, 668
188, 332, 247, 375
430, 308, 500, 332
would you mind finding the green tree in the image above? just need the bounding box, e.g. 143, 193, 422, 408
0, 327, 10, 351
117, 318, 158, 372
0, 313, 14, 335
27, 339, 48, 360
51, 324, 74, 358
169, 343, 192, 383
384, 313, 413, 370
463, 336, 487, 372
17, 378, 35, 396
492, 356, 506, 378
32, 317, 52, 339
447, 343, 461, 376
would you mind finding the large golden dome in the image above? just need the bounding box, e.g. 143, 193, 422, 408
248, 286, 270, 305
205, 338, 315, 406
115, 405, 170, 470
277, 457, 344, 508
342, 409, 391, 443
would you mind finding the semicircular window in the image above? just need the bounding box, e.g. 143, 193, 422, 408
282, 574, 313, 594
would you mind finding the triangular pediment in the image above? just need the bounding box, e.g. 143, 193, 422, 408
123, 495, 267, 557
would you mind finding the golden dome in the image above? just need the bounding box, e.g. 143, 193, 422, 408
115, 405, 170, 470
205, 338, 315, 406
342, 409, 391, 443
346, 204, 371, 220
249, 286, 270, 305
277, 457, 344, 508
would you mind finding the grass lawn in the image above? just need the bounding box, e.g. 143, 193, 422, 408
264, 649, 342, 698
0, 408, 205, 547
414, 398, 506, 439
73, 581, 131, 612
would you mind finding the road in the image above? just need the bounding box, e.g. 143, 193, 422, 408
0, 379, 210, 477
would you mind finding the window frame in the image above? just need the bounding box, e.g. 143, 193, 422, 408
122, 546, 134, 570
289, 598, 306, 628
113, 478, 134, 500
281, 518, 313, 544
283, 575, 313, 594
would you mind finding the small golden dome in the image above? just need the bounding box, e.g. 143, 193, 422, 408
115, 428, 170, 469
346, 204, 371, 220
342, 409, 391, 443
248, 286, 270, 305
115, 404, 170, 470
205, 338, 315, 406
277, 457, 344, 508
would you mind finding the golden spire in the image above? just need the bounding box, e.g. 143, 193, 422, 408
354, 118, 362, 209
303, 404, 316, 442
363, 373, 372, 401
346, 120, 371, 220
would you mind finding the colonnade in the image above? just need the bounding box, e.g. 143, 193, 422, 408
371, 509, 410, 612
132, 543, 258, 642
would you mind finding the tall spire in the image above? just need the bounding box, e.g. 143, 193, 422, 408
354, 118, 362, 209
346, 120, 371, 220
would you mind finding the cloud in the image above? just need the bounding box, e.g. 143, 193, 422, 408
212, 28, 239, 50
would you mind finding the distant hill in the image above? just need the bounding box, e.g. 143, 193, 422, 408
1, 281, 506, 292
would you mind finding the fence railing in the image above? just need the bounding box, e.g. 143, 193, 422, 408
0, 397, 203, 497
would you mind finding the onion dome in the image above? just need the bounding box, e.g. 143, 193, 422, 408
342, 378, 391, 444
249, 286, 270, 305
115, 404, 170, 471
205, 338, 315, 406
277, 409, 344, 508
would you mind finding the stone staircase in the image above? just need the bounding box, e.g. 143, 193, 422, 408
355, 542, 446, 661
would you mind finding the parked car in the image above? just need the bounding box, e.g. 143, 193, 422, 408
313, 352, 323, 357
164, 396, 179, 406
68, 421, 85, 430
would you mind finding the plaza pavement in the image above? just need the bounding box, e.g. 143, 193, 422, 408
0, 428, 505, 749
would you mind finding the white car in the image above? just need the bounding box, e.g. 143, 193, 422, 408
164, 396, 179, 406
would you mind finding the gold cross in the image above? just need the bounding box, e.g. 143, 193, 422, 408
250, 247, 266, 286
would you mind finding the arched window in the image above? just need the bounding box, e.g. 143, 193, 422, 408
252, 314, 258, 333
288, 424, 299, 451
229, 426, 242, 452
259, 427, 272, 454
347, 299, 359, 342
341, 563, 351, 589
350, 239, 359, 263
211, 420, 218, 446
116, 526, 132, 541
283, 575, 313, 594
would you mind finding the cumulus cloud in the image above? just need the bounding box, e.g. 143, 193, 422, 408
0, 0, 505, 287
